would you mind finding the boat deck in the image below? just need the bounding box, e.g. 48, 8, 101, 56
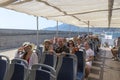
88, 48, 120, 80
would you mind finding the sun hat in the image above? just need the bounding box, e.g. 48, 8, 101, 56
22, 42, 35, 50
43, 39, 51, 45
22, 42, 31, 47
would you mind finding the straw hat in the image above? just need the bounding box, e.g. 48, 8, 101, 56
22, 42, 31, 47
43, 39, 51, 45
22, 42, 35, 50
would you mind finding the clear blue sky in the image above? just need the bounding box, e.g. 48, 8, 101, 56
0, 8, 62, 30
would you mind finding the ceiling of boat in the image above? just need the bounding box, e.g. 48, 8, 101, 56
0, 0, 120, 28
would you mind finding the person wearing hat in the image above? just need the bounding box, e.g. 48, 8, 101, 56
15, 42, 38, 67
43, 39, 55, 54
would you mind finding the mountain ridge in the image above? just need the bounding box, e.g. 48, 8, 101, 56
42, 24, 89, 32
42, 24, 120, 32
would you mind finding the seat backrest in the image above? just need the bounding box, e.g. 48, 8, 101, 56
40, 53, 57, 68
37, 46, 43, 55
11, 58, 28, 67
31, 64, 56, 76
0, 55, 10, 80
56, 54, 77, 80
6, 58, 28, 80
29, 64, 56, 80
29, 69, 55, 80
75, 50, 85, 73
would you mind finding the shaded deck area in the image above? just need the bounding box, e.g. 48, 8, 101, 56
0, 48, 120, 80
88, 48, 120, 80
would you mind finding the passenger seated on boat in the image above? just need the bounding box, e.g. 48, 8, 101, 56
15, 42, 38, 67
43, 39, 55, 54
111, 47, 118, 61
63, 37, 68, 46
84, 41, 94, 78
73, 36, 78, 45
76, 38, 83, 49
67, 40, 78, 54
55, 38, 69, 55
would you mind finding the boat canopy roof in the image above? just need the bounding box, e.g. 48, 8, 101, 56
0, 0, 120, 28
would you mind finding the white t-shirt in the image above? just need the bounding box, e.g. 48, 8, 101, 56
29, 52, 38, 68
85, 48, 94, 67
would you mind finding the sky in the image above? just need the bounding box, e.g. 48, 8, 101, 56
0, 8, 62, 30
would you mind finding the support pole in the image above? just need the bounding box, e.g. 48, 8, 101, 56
36, 16, 39, 46
56, 21, 58, 37
69, 25, 71, 38
108, 0, 114, 28
78, 27, 79, 36
88, 21, 90, 35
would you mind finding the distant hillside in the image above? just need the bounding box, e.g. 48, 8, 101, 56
42, 23, 120, 33
43, 24, 89, 32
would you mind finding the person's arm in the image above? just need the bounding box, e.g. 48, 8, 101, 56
14, 47, 24, 58
86, 56, 94, 62
86, 49, 94, 62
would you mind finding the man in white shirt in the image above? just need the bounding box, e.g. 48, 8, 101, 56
84, 41, 94, 79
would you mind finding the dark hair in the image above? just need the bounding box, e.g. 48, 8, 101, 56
22, 52, 27, 60
67, 40, 75, 47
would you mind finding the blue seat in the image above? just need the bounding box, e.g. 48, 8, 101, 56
0, 55, 10, 80
29, 64, 56, 80
30, 69, 55, 80
11, 58, 28, 67
6, 58, 28, 80
75, 50, 85, 80
35, 46, 43, 62
31, 64, 56, 76
41, 53, 57, 69
56, 54, 77, 80
77, 72, 84, 80
37, 46, 43, 55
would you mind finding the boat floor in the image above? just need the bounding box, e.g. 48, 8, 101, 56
88, 48, 120, 80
